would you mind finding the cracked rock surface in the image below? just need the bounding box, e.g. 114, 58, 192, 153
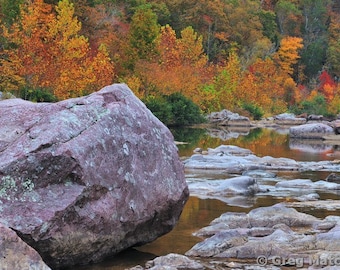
0, 84, 188, 269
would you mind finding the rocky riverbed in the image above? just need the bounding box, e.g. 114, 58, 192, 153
129, 114, 340, 270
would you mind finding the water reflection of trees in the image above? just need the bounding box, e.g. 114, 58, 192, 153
173, 127, 290, 158
170, 128, 207, 157
173, 125, 339, 160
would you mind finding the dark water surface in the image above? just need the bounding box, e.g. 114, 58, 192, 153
75, 127, 340, 270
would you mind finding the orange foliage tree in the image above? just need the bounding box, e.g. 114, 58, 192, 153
135, 24, 213, 107
1, 0, 54, 93
1, 0, 114, 100
239, 58, 289, 114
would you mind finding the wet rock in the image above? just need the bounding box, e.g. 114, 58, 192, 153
0, 84, 188, 269
215, 229, 303, 260
313, 220, 336, 231
210, 212, 250, 228
185, 144, 340, 208
274, 113, 307, 125
0, 222, 51, 270
206, 109, 251, 126
185, 145, 295, 172
285, 200, 340, 211
207, 144, 253, 156
247, 204, 319, 227
185, 230, 248, 257
289, 123, 334, 139
276, 179, 340, 190
188, 176, 260, 197
185, 204, 340, 267
195, 204, 319, 236
184, 145, 340, 174
316, 225, 340, 250
242, 170, 277, 179
145, 253, 205, 270
275, 179, 314, 188
294, 193, 320, 201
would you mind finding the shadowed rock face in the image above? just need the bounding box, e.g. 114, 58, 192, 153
0, 84, 188, 269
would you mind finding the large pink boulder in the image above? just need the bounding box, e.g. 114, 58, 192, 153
0, 84, 188, 269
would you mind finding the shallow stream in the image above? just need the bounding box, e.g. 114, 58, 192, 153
75, 126, 340, 270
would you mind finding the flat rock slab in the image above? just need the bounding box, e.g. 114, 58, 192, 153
274, 113, 307, 125
184, 145, 340, 173
285, 200, 340, 211
185, 204, 340, 267
189, 176, 259, 197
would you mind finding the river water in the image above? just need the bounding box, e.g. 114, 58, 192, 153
75, 126, 340, 270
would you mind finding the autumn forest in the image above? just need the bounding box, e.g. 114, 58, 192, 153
1, 0, 340, 119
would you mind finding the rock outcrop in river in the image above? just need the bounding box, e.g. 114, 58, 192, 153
0, 84, 188, 269
127, 114, 340, 270
180, 141, 340, 268
185, 204, 340, 269
184, 145, 340, 173
206, 109, 251, 126
289, 123, 335, 139
273, 113, 307, 125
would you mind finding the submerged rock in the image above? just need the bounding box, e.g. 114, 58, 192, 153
0, 84, 188, 269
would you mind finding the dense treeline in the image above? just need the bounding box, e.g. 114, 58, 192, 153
1, 0, 340, 120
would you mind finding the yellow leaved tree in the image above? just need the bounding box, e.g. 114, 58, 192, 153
274, 36, 303, 76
